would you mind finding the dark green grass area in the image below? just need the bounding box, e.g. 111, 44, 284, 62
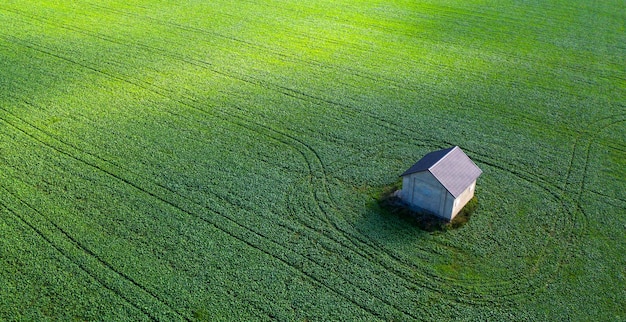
0, 0, 624, 320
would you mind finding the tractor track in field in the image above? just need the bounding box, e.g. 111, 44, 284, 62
568, 114, 626, 204
588, 190, 626, 206
0, 44, 565, 316
334, 140, 567, 299
320, 108, 617, 303
0, 114, 283, 321
0, 24, 567, 311
0, 176, 182, 321
1, 6, 430, 285
0, 5, 417, 144
0, 103, 402, 320
562, 114, 626, 219
1, 22, 516, 313
2, 1, 623, 312
110, 0, 610, 101
540, 113, 626, 288
83, 1, 597, 132
452, 147, 579, 289
235, 103, 568, 305
434, 113, 626, 297
0, 41, 423, 320
237, 0, 595, 61
1, 3, 585, 144
6, 0, 599, 201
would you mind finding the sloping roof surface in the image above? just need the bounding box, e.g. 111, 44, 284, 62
401, 146, 482, 198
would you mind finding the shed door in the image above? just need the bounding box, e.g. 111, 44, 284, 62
411, 177, 442, 215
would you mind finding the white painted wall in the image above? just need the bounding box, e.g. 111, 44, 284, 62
401, 173, 477, 221
449, 181, 476, 220
401, 172, 451, 219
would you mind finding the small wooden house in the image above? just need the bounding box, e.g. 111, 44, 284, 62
400, 146, 482, 221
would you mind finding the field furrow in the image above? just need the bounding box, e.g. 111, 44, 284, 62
1, 0, 624, 320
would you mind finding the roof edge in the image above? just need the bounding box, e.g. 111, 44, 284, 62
426, 146, 459, 171
399, 146, 459, 177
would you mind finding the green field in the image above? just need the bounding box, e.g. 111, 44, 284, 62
1, 0, 624, 320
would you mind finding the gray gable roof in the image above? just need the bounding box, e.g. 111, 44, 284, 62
401, 146, 482, 198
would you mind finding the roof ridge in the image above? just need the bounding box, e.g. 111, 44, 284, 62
430, 146, 482, 197
427, 146, 458, 170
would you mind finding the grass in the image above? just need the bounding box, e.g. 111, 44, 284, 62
0, 0, 624, 320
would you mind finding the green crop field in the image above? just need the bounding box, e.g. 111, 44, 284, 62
0, 0, 624, 320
